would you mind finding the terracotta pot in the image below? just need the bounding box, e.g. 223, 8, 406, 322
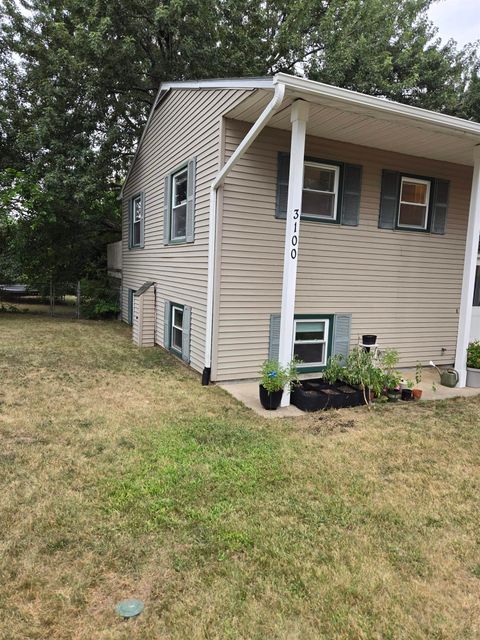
412, 388, 423, 400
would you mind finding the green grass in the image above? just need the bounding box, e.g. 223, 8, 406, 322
0, 314, 479, 639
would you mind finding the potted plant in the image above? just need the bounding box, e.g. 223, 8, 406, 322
380, 349, 402, 401
466, 341, 480, 387
259, 359, 299, 410
401, 380, 414, 401
412, 362, 423, 400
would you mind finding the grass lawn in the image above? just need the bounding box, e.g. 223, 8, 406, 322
0, 315, 479, 639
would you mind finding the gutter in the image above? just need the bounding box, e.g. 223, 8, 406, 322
202, 81, 286, 384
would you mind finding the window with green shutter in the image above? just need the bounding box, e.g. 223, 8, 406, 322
164, 158, 196, 245
275, 152, 363, 226
268, 312, 351, 372
379, 170, 449, 234
164, 300, 192, 363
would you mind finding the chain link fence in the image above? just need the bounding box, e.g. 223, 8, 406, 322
0, 279, 121, 319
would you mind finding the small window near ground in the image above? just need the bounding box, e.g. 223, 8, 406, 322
171, 305, 184, 354
171, 168, 188, 241
302, 162, 339, 220
398, 177, 430, 230
294, 318, 329, 367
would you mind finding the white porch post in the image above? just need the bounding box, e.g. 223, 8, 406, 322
279, 100, 309, 407
455, 145, 480, 386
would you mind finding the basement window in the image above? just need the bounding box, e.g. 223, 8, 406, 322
293, 318, 330, 368
171, 304, 184, 354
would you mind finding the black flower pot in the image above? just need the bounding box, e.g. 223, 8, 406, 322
386, 389, 401, 402
401, 388, 413, 401
362, 334, 377, 345
259, 385, 283, 410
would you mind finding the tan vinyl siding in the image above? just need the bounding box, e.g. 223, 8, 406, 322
121, 88, 252, 373
214, 119, 473, 381
132, 286, 155, 347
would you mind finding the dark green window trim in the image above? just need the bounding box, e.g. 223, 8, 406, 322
394, 172, 434, 233
294, 313, 334, 372
164, 157, 196, 246
128, 192, 145, 249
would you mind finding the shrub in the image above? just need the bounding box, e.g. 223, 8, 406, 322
80, 279, 120, 320
467, 341, 480, 369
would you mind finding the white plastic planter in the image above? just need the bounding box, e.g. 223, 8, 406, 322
466, 367, 480, 387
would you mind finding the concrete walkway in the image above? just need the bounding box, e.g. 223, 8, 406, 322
219, 367, 480, 419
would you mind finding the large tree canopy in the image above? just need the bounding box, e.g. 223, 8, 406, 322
0, 0, 478, 283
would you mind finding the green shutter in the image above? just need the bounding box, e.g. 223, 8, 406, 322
127, 288, 134, 325
340, 164, 362, 226
164, 300, 171, 349
431, 179, 449, 235
332, 314, 352, 360
378, 170, 400, 229
182, 305, 192, 363
128, 198, 133, 248
139, 192, 145, 248
163, 175, 171, 245
275, 152, 290, 219
268, 313, 281, 360
186, 158, 196, 243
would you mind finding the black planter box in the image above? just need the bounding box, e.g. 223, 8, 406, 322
291, 379, 365, 412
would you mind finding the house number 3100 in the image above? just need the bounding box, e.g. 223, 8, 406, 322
290, 209, 299, 259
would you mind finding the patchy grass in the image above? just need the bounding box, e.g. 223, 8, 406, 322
0, 315, 479, 639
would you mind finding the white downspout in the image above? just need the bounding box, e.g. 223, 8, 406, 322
202, 81, 286, 383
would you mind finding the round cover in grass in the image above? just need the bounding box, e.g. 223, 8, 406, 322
115, 599, 144, 618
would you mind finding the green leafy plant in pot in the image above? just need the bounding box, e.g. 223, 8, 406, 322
259, 359, 300, 410
466, 341, 480, 388
412, 362, 423, 400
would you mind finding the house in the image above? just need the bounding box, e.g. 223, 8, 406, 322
119, 74, 480, 405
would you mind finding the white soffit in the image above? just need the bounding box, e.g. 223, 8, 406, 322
226, 75, 480, 166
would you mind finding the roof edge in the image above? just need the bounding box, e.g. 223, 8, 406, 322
158, 77, 273, 91
274, 73, 480, 139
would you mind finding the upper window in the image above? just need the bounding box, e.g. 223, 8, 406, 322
171, 304, 184, 354
293, 318, 330, 368
129, 193, 144, 248
171, 167, 188, 242
164, 158, 196, 245
302, 162, 340, 220
397, 177, 430, 230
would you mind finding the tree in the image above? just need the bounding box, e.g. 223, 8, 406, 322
0, 0, 478, 284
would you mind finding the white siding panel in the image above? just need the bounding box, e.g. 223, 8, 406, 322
121, 88, 252, 374
214, 119, 473, 381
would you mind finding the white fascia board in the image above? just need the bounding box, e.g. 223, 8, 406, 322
158, 77, 273, 91
274, 73, 480, 141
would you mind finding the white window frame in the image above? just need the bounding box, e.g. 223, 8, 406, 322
171, 304, 184, 354
293, 318, 330, 368
397, 176, 431, 230
170, 167, 188, 242
130, 194, 143, 248
302, 162, 340, 220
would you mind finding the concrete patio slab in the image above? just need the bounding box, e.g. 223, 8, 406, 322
218, 367, 480, 418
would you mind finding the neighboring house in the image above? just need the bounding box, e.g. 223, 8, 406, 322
119, 73, 480, 404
